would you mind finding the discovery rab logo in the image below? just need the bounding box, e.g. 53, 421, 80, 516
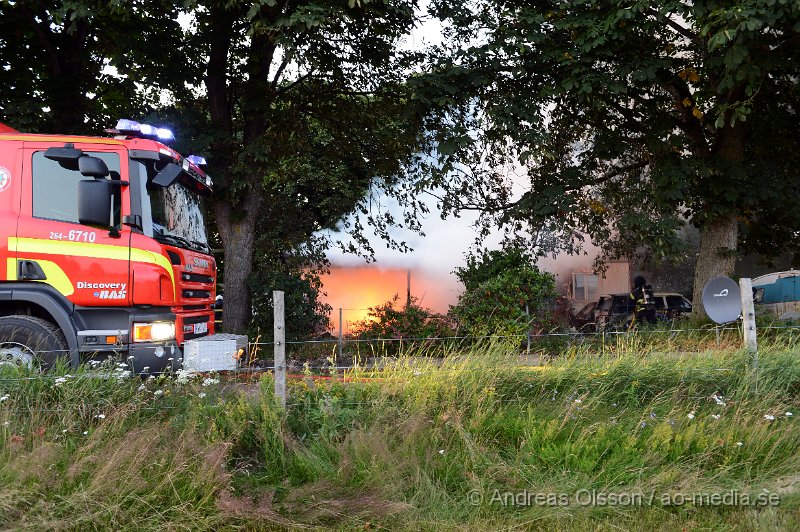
76, 281, 127, 300
714, 289, 729, 298
0, 167, 11, 193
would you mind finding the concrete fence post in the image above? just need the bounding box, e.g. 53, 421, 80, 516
273, 290, 286, 408
739, 278, 758, 373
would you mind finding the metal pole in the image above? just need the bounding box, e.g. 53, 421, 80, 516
525, 303, 531, 356
273, 290, 286, 409
407, 269, 411, 308
715, 325, 720, 347
338, 307, 344, 358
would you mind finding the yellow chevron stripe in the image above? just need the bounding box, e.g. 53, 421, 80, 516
5, 258, 15, 281
8, 237, 175, 296
5, 258, 75, 296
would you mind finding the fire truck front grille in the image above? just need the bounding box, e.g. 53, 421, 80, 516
182, 289, 211, 299
181, 272, 214, 284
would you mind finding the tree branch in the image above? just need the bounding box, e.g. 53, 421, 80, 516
647, 8, 698, 41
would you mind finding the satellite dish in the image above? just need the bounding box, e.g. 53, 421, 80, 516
702, 276, 742, 324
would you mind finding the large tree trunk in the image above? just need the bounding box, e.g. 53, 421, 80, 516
691, 120, 746, 320
691, 214, 739, 320
215, 194, 262, 334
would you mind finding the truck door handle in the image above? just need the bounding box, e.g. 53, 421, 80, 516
18, 260, 47, 281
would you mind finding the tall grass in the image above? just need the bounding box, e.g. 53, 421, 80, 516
2, 338, 800, 530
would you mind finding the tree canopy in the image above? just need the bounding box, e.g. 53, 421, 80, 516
0, 0, 187, 133
413, 0, 800, 317
169, 0, 426, 333
1, 0, 428, 335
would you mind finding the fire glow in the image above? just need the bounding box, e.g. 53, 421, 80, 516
319, 266, 460, 334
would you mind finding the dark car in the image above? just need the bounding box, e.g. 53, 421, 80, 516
652, 292, 692, 321
591, 292, 692, 331
593, 294, 636, 331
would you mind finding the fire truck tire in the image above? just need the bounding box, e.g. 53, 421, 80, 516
0, 315, 68, 370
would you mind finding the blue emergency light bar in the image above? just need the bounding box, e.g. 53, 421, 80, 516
186, 155, 207, 166
114, 119, 175, 142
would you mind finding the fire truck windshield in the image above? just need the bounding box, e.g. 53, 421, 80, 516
149, 183, 210, 253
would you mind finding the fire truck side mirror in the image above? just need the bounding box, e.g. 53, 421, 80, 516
78, 155, 110, 178
44, 146, 83, 170
78, 179, 113, 228
152, 162, 182, 188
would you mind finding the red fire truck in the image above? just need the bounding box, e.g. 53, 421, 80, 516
0, 120, 217, 374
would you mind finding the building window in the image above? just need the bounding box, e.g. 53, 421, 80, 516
573, 273, 598, 301
32, 151, 120, 225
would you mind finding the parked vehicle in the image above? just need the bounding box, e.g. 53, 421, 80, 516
752, 270, 800, 320
653, 293, 693, 321
593, 294, 636, 331
0, 119, 223, 373
591, 292, 692, 331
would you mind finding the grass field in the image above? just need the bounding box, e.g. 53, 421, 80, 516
2, 335, 800, 530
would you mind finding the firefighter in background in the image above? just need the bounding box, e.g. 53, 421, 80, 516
629, 275, 657, 325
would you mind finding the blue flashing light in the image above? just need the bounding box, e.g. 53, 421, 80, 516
113, 118, 175, 143
156, 128, 175, 142
186, 155, 207, 166
115, 119, 141, 134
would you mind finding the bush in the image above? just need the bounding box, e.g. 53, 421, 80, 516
349, 295, 456, 354
450, 248, 557, 337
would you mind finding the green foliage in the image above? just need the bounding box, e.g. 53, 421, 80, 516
172, 0, 425, 333
451, 248, 557, 336
0, 1, 188, 134
4, 342, 800, 528
249, 265, 331, 342
351, 295, 455, 343
412, 0, 800, 267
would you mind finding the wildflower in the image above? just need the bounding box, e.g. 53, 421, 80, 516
786, 412, 793, 417
413, 371, 422, 376
574, 399, 582, 404
612, 403, 617, 407
438, 449, 445, 455
711, 414, 721, 420
687, 411, 695, 420
137, 384, 146, 392
175, 369, 193, 385
736, 441, 743, 447
712, 393, 726, 406
764, 414, 775, 421
2, 421, 9, 426
61, 429, 67, 433
54, 377, 67, 386
82, 431, 88, 435
153, 389, 164, 397
201, 377, 220, 387
649, 412, 657, 420
198, 392, 207, 398
640, 421, 647, 428
667, 418, 675, 427
0, 395, 9, 402
94, 414, 105, 419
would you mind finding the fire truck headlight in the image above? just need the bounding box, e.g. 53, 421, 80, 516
133, 322, 175, 343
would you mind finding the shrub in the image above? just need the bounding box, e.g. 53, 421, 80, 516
450, 248, 557, 337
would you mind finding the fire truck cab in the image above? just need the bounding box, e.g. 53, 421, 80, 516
0, 120, 216, 374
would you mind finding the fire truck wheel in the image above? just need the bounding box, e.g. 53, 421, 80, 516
0, 315, 68, 370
